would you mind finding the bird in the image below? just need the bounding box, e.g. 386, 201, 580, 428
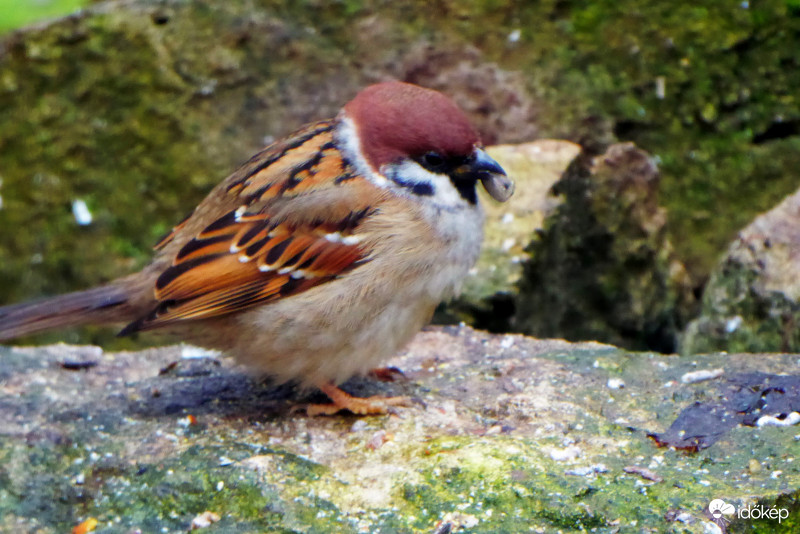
0, 81, 513, 415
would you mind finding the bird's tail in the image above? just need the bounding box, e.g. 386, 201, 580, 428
0, 283, 134, 341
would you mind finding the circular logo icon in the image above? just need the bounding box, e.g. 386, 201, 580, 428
709, 499, 736, 518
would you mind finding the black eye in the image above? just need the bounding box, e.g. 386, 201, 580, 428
422, 152, 445, 169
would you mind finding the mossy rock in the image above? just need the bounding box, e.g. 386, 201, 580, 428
682, 187, 800, 354
2, 327, 800, 532
515, 143, 696, 353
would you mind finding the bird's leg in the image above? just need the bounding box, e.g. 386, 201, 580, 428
301, 381, 411, 416
368, 366, 406, 382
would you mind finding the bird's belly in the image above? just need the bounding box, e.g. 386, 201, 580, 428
183, 208, 481, 386
218, 279, 438, 386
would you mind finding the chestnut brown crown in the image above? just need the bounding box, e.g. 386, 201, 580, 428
343, 81, 481, 172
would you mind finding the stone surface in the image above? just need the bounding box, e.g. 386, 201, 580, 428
682, 187, 800, 354
2, 326, 799, 532
514, 143, 696, 353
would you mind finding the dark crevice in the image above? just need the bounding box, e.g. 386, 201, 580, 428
752, 119, 800, 144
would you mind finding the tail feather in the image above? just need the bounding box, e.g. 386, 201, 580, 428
0, 284, 133, 341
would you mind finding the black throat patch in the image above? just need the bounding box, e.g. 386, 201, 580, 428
448, 176, 478, 204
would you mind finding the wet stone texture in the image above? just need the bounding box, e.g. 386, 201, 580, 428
2, 326, 799, 532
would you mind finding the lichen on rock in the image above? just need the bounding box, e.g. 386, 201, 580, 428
682, 187, 800, 354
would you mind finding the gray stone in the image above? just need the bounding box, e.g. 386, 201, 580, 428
2, 327, 798, 532
682, 187, 800, 354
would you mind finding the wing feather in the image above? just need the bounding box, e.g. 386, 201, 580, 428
125, 121, 378, 334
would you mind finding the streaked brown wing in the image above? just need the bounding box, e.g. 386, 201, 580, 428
123, 120, 376, 334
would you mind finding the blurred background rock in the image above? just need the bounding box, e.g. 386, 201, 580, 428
0, 0, 798, 353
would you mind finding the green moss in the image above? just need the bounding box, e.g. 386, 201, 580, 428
4, 341, 800, 531
681, 258, 800, 354
1, 0, 799, 352
0, 0, 90, 34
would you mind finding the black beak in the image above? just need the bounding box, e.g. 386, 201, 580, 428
456, 148, 514, 202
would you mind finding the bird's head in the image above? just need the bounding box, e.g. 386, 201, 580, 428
342, 81, 514, 205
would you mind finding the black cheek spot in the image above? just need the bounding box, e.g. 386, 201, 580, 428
412, 183, 434, 196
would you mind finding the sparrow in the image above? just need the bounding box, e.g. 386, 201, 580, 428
0, 81, 513, 415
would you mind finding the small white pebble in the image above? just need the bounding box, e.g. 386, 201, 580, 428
704, 522, 723, 534
550, 445, 581, 462
757, 412, 800, 427
72, 199, 93, 225
698, 480, 711, 486
74, 473, 85, 485
350, 420, 368, 432
501, 212, 515, 224
500, 335, 515, 349
607, 378, 625, 390
181, 345, 221, 359
771, 470, 783, 479
565, 464, 608, 476
681, 368, 724, 384
218, 456, 234, 466
216, 481, 224, 491
507, 29, 521, 43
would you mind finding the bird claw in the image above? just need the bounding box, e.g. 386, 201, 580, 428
293, 382, 413, 416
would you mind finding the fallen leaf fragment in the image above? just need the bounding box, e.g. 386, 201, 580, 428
190, 511, 221, 530
72, 518, 98, 534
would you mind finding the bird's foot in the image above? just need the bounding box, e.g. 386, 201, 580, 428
297, 382, 412, 416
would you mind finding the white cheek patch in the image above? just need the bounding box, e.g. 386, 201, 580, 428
383, 159, 468, 209
334, 115, 387, 187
